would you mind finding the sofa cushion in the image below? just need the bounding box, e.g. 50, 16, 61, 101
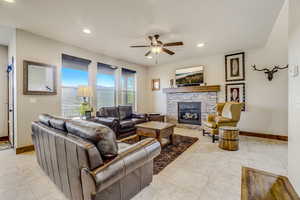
98, 107, 119, 118
119, 106, 133, 120
215, 116, 232, 123
66, 120, 118, 158
66, 134, 104, 169
131, 118, 145, 125
49, 116, 69, 131
221, 103, 232, 119
120, 120, 135, 129
39, 114, 52, 126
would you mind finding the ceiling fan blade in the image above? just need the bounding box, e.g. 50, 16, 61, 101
157, 40, 163, 45
154, 34, 160, 40
163, 42, 184, 47
130, 45, 150, 48
145, 51, 151, 56
162, 48, 175, 55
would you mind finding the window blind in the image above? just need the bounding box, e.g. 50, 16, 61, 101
96, 63, 117, 108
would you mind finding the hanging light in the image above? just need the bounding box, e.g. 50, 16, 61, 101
151, 46, 162, 54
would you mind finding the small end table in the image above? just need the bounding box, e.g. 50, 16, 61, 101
218, 126, 239, 151
147, 114, 165, 122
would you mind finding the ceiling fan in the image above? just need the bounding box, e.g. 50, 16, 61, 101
130, 34, 184, 57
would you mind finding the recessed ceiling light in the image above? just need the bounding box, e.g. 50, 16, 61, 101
147, 55, 153, 59
197, 43, 205, 47
83, 28, 91, 34
3, 0, 15, 3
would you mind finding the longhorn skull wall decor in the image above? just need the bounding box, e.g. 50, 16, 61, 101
251, 65, 288, 81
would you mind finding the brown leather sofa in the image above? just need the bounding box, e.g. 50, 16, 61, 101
32, 114, 161, 200
94, 106, 147, 139
202, 102, 243, 143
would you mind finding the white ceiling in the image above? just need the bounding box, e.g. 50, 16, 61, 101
0, 0, 284, 66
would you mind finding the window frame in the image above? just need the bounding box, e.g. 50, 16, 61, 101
61, 54, 91, 118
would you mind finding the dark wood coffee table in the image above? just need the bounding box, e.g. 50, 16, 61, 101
136, 121, 176, 147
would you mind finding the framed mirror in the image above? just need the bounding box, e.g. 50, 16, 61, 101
23, 60, 57, 95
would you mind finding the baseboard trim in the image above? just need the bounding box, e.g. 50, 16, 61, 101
0, 136, 9, 141
13, 132, 287, 154
16, 145, 35, 154
240, 131, 288, 141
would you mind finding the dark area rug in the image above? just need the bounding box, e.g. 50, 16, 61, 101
124, 134, 199, 174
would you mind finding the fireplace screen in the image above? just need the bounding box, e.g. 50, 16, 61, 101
178, 102, 201, 125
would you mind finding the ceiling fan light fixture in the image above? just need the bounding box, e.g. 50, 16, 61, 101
83, 28, 91, 34
197, 43, 205, 47
3, 0, 15, 3
151, 46, 162, 54
129, 34, 184, 63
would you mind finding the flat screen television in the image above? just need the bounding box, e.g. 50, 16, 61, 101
175, 66, 204, 87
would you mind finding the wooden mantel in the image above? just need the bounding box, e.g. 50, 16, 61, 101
162, 85, 221, 93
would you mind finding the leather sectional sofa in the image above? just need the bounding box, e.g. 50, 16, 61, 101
32, 114, 161, 200
93, 106, 147, 139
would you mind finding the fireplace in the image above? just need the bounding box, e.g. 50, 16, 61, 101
178, 102, 201, 125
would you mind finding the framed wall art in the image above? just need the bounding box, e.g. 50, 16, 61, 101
23, 60, 57, 95
152, 79, 160, 91
225, 82, 246, 111
225, 52, 245, 82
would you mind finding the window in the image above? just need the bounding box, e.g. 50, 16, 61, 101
61, 54, 90, 118
96, 63, 116, 108
121, 68, 136, 107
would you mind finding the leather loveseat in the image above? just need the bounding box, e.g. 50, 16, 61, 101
32, 114, 161, 200
93, 106, 147, 139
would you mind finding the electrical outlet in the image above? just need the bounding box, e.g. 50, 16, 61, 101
290, 65, 299, 77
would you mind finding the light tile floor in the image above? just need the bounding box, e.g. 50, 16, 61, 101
0, 128, 287, 200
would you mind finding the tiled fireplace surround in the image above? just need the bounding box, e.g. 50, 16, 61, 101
166, 92, 218, 128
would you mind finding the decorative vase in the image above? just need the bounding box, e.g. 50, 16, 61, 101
170, 79, 174, 88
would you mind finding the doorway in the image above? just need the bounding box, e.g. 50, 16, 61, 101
0, 45, 10, 150
0, 46, 14, 151
7, 56, 14, 148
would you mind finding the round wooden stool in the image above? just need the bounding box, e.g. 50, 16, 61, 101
218, 126, 239, 151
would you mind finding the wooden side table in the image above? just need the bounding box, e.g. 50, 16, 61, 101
147, 114, 165, 122
218, 126, 239, 151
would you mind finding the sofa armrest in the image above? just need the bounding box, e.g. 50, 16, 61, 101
81, 138, 161, 194
96, 111, 101, 117
92, 117, 119, 126
132, 113, 147, 119
91, 117, 119, 133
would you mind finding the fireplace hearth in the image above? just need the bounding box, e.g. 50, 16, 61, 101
178, 102, 201, 125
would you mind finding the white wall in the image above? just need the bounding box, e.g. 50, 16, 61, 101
288, 0, 300, 194
0, 45, 8, 138
147, 1, 288, 135
14, 29, 149, 148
